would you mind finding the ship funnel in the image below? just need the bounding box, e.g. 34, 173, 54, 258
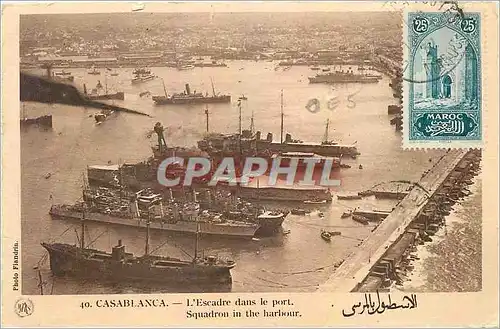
266, 132, 273, 142
285, 133, 292, 143
185, 84, 191, 95
256, 131, 261, 140
118, 239, 122, 246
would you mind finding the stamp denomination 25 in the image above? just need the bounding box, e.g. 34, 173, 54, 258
404, 11, 482, 148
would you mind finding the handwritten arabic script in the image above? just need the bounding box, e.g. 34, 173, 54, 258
342, 291, 418, 317
425, 119, 465, 136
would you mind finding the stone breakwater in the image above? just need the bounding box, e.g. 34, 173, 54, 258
398, 177, 482, 292
353, 149, 482, 292
317, 149, 481, 292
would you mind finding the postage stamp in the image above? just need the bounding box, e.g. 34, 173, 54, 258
1, 1, 499, 328
403, 10, 482, 148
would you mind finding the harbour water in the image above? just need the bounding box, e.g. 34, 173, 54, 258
21, 61, 478, 294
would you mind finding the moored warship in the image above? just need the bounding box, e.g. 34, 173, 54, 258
153, 81, 230, 105
42, 210, 235, 284
308, 70, 381, 84
84, 81, 124, 101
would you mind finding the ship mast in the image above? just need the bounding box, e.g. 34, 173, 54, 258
161, 78, 168, 97
238, 99, 242, 154
210, 77, 216, 96
323, 118, 330, 143
193, 214, 200, 262
80, 175, 87, 249
144, 208, 151, 256
280, 89, 284, 144
249, 107, 255, 134
205, 105, 209, 133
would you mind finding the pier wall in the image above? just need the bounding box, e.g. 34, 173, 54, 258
318, 149, 480, 292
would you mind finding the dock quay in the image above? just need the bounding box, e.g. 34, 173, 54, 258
318, 149, 481, 292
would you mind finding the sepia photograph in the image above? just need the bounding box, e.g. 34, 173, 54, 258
2, 2, 498, 327
18, 9, 484, 296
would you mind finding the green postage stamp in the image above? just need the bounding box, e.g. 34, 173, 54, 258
403, 10, 482, 148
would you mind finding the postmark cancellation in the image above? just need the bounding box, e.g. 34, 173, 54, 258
403, 10, 482, 149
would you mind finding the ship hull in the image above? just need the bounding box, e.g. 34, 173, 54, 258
153, 95, 231, 105
218, 185, 333, 202
308, 76, 379, 84
50, 206, 259, 238
42, 243, 232, 284
132, 76, 156, 84
262, 141, 358, 158
88, 92, 125, 101
256, 215, 287, 236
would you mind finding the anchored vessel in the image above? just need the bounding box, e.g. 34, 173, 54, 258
49, 187, 260, 238
42, 210, 236, 284
84, 81, 125, 101
88, 66, 101, 75
132, 68, 156, 84
153, 79, 230, 105
309, 70, 380, 84
198, 99, 359, 159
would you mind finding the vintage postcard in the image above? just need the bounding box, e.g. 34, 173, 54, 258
1, 1, 498, 327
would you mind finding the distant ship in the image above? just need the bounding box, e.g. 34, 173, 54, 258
132, 68, 156, 84
84, 81, 124, 101
197, 95, 359, 159
54, 70, 72, 76
194, 60, 227, 68
308, 70, 380, 84
88, 66, 101, 75
177, 64, 195, 70
133, 67, 151, 75
132, 73, 156, 84
42, 206, 236, 285
152, 79, 230, 105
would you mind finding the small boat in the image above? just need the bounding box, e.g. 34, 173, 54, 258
365, 73, 383, 79
291, 209, 307, 215
94, 109, 114, 124
341, 210, 352, 218
54, 70, 72, 76
177, 64, 195, 70
311, 66, 321, 71
321, 230, 332, 241
44, 172, 52, 179
322, 68, 331, 72
337, 194, 362, 200
132, 73, 156, 84
133, 67, 151, 75
110, 72, 119, 76
352, 214, 369, 225
303, 199, 327, 204
88, 66, 101, 75
328, 231, 341, 236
